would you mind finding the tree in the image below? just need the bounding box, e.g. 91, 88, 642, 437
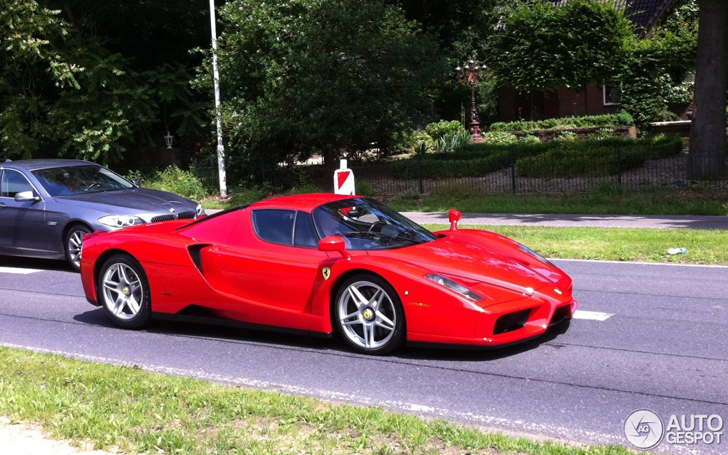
0, 0, 213, 166
200, 0, 445, 174
490, 0, 633, 92
688, 0, 728, 179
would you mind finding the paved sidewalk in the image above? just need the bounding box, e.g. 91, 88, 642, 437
400, 212, 728, 230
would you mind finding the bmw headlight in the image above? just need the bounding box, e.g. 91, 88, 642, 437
98, 215, 146, 228
518, 244, 555, 267
195, 203, 205, 217
425, 274, 483, 301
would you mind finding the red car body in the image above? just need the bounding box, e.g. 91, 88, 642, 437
80, 193, 577, 353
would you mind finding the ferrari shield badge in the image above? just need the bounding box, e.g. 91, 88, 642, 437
322, 267, 331, 280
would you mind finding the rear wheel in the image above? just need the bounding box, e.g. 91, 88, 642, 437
64, 224, 91, 272
333, 274, 405, 355
97, 254, 151, 329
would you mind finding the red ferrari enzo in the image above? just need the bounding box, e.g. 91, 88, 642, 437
80, 194, 577, 355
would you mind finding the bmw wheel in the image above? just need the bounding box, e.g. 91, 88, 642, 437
65, 224, 91, 272
334, 275, 405, 355
97, 254, 151, 329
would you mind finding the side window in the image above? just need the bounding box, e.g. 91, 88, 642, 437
293, 212, 319, 248
252, 210, 295, 246
1, 170, 34, 198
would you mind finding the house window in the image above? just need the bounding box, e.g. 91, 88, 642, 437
603, 81, 622, 106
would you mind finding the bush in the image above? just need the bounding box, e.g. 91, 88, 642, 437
517, 136, 683, 177
434, 131, 472, 153
425, 120, 467, 140
391, 136, 682, 179
482, 131, 518, 144
488, 112, 634, 132
135, 166, 207, 200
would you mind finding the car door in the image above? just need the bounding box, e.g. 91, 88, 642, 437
208, 209, 329, 331
0, 169, 50, 253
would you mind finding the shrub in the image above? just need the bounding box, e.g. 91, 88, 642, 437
137, 166, 207, 200
488, 112, 634, 133
520, 134, 541, 144
482, 131, 518, 144
587, 128, 616, 140
412, 131, 435, 154
517, 136, 683, 177
554, 131, 578, 143
425, 120, 467, 140
434, 131, 472, 153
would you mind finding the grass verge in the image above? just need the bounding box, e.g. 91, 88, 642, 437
388, 188, 728, 216
424, 224, 728, 265
0, 347, 633, 455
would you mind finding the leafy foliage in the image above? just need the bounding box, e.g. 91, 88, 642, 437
491, 0, 634, 91
392, 136, 683, 179
618, 23, 697, 133
489, 112, 634, 132
0, 0, 212, 165
197, 0, 445, 178
133, 165, 207, 200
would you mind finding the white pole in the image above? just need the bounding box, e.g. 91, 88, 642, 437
209, 0, 227, 198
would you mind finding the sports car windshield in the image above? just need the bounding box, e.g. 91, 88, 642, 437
32, 165, 134, 196
312, 198, 437, 250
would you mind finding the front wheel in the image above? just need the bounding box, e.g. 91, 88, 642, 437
333, 275, 405, 355
65, 224, 91, 272
97, 254, 151, 329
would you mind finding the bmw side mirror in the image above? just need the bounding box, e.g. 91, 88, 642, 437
449, 209, 461, 231
318, 235, 350, 259
14, 191, 40, 203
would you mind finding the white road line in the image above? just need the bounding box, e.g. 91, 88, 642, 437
0, 266, 41, 274
573, 310, 613, 321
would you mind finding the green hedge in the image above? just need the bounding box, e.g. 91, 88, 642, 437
391, 136, 682, 179
517, 136, 683, 177
488, 112, 634, 133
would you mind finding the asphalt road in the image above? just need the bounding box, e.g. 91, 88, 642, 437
0, 256, 726, 454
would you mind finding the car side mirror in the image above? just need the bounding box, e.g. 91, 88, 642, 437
449, 209, 461, 231
132, 179, 141, 187
318, 235, 350, 259
14, 191, 40, 203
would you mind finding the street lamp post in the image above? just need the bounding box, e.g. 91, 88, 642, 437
456, 60, 485, 143
209, 0, 227, 198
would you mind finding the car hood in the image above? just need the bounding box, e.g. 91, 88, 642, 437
374, 236, 559, 292
53, 188, 197, 215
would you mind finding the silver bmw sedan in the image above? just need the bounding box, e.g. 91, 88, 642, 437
0, 159, 204, 271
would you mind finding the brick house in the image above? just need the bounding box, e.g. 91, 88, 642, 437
494, 0, 675, 122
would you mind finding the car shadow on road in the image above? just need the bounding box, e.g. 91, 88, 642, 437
396, 320, 572, 362
0, 255, 73, 272
74, 308, 571, 361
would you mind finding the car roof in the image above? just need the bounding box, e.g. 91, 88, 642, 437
249, 193, 356, 211
1, 159, 98, 171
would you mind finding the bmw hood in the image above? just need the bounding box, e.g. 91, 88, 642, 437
53, 188, 198, 217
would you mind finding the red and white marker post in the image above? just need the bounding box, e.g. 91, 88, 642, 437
333, 159, 355, 195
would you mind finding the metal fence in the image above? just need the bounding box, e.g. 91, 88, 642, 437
195, 147, 728, 196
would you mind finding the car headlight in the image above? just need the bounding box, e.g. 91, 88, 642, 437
195, 203, 204, 217
425, 274, 483, 301
98, 215, 146, 228
518, 244, 555, 267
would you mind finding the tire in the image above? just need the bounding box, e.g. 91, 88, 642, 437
333, 274, 405, 355
97, 254, 151, 329
64, 224, 91, 272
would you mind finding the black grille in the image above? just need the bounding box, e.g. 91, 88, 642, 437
493, 309, 531, 335
177, 211, 195, 219
151, 214, 176, 223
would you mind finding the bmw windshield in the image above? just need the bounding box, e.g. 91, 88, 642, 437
32, 165, 135, 196
312, 198, 437, 250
